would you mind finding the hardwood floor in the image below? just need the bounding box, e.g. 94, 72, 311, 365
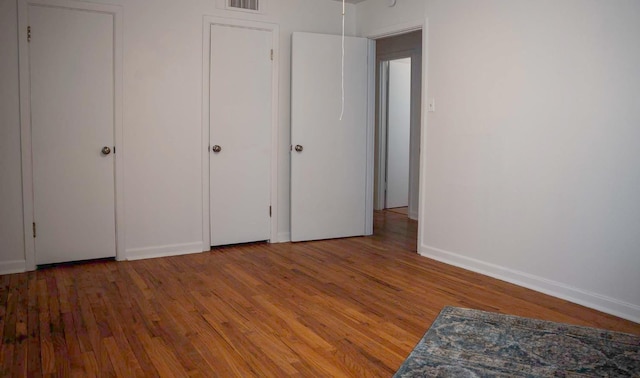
385, 207, 408, 216
1, 211, 638, 377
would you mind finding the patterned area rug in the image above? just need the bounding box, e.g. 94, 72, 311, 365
394, 307, 640, 377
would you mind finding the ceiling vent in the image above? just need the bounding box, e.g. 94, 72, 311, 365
227, 0, 260, 12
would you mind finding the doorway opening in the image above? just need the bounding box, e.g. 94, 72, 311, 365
374, 30, 422, 223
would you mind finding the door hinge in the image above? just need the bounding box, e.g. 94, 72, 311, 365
32, 222, 36, 238
27, 26, 31, 43
270, 49, 273, 61
269, 206, 272, 217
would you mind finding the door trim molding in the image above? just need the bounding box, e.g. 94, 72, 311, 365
201, 16, 280, 248
365, 39, 375, 235
364, 20, 423, 40
18, 0, 125, 270
376, 60, 390, 211
365, 19, 429, 246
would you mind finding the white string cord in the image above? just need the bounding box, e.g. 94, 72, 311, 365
339, 0, 345, 120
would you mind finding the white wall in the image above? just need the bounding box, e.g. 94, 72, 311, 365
0, 0, 356, 269
356, 0, 424, 38
0, 0, 26, 274
357, 0, 640, 323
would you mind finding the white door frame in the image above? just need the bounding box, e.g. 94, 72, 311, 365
17, 0, 125, 270
365, 18, 428, 246
201, 16, 279, 248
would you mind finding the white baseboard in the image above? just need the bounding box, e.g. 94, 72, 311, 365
276, 232, 291, 243
419, 244, 640, 324
0, 260, 27, 275
126, 241, 205, 261
408, 210, 418, 220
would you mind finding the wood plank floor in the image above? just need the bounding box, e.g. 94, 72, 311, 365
385, 207, 408, 216
1, 211, 638, 377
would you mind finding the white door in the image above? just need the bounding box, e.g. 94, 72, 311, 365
29, 5, 116, 264
386, 59, 411, 209
291, 32, 373, 242
209, 24, 272, 246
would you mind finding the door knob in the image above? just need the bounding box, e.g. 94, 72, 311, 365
101, 146, 111, 155
294, 145, 303, 152
212, 145, 222, 153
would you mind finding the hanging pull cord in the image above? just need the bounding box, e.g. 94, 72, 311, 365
339, 0, 345, 121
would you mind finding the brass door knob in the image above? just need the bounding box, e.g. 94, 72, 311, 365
295, 145, 303, 152
102, 146, 111, 155
212, 145, 222, 153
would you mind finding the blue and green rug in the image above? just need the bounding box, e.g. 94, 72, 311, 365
394, 307, 640, 377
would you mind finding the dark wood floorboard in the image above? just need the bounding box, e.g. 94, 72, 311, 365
1, 210, 638, 376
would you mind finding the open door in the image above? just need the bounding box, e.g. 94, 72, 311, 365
385, 58, 412, 209
291, 32, 374, 242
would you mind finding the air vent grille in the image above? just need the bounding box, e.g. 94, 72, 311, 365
228, 0, 259, 11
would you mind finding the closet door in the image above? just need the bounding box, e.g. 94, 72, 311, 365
209, 24, 272, 246
29, 4, 116, 264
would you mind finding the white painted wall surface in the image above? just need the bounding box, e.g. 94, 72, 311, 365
356, 0, 425, 38
0, 0, 26, 274
0, 0, 356, 267
358, 0, 640, 322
